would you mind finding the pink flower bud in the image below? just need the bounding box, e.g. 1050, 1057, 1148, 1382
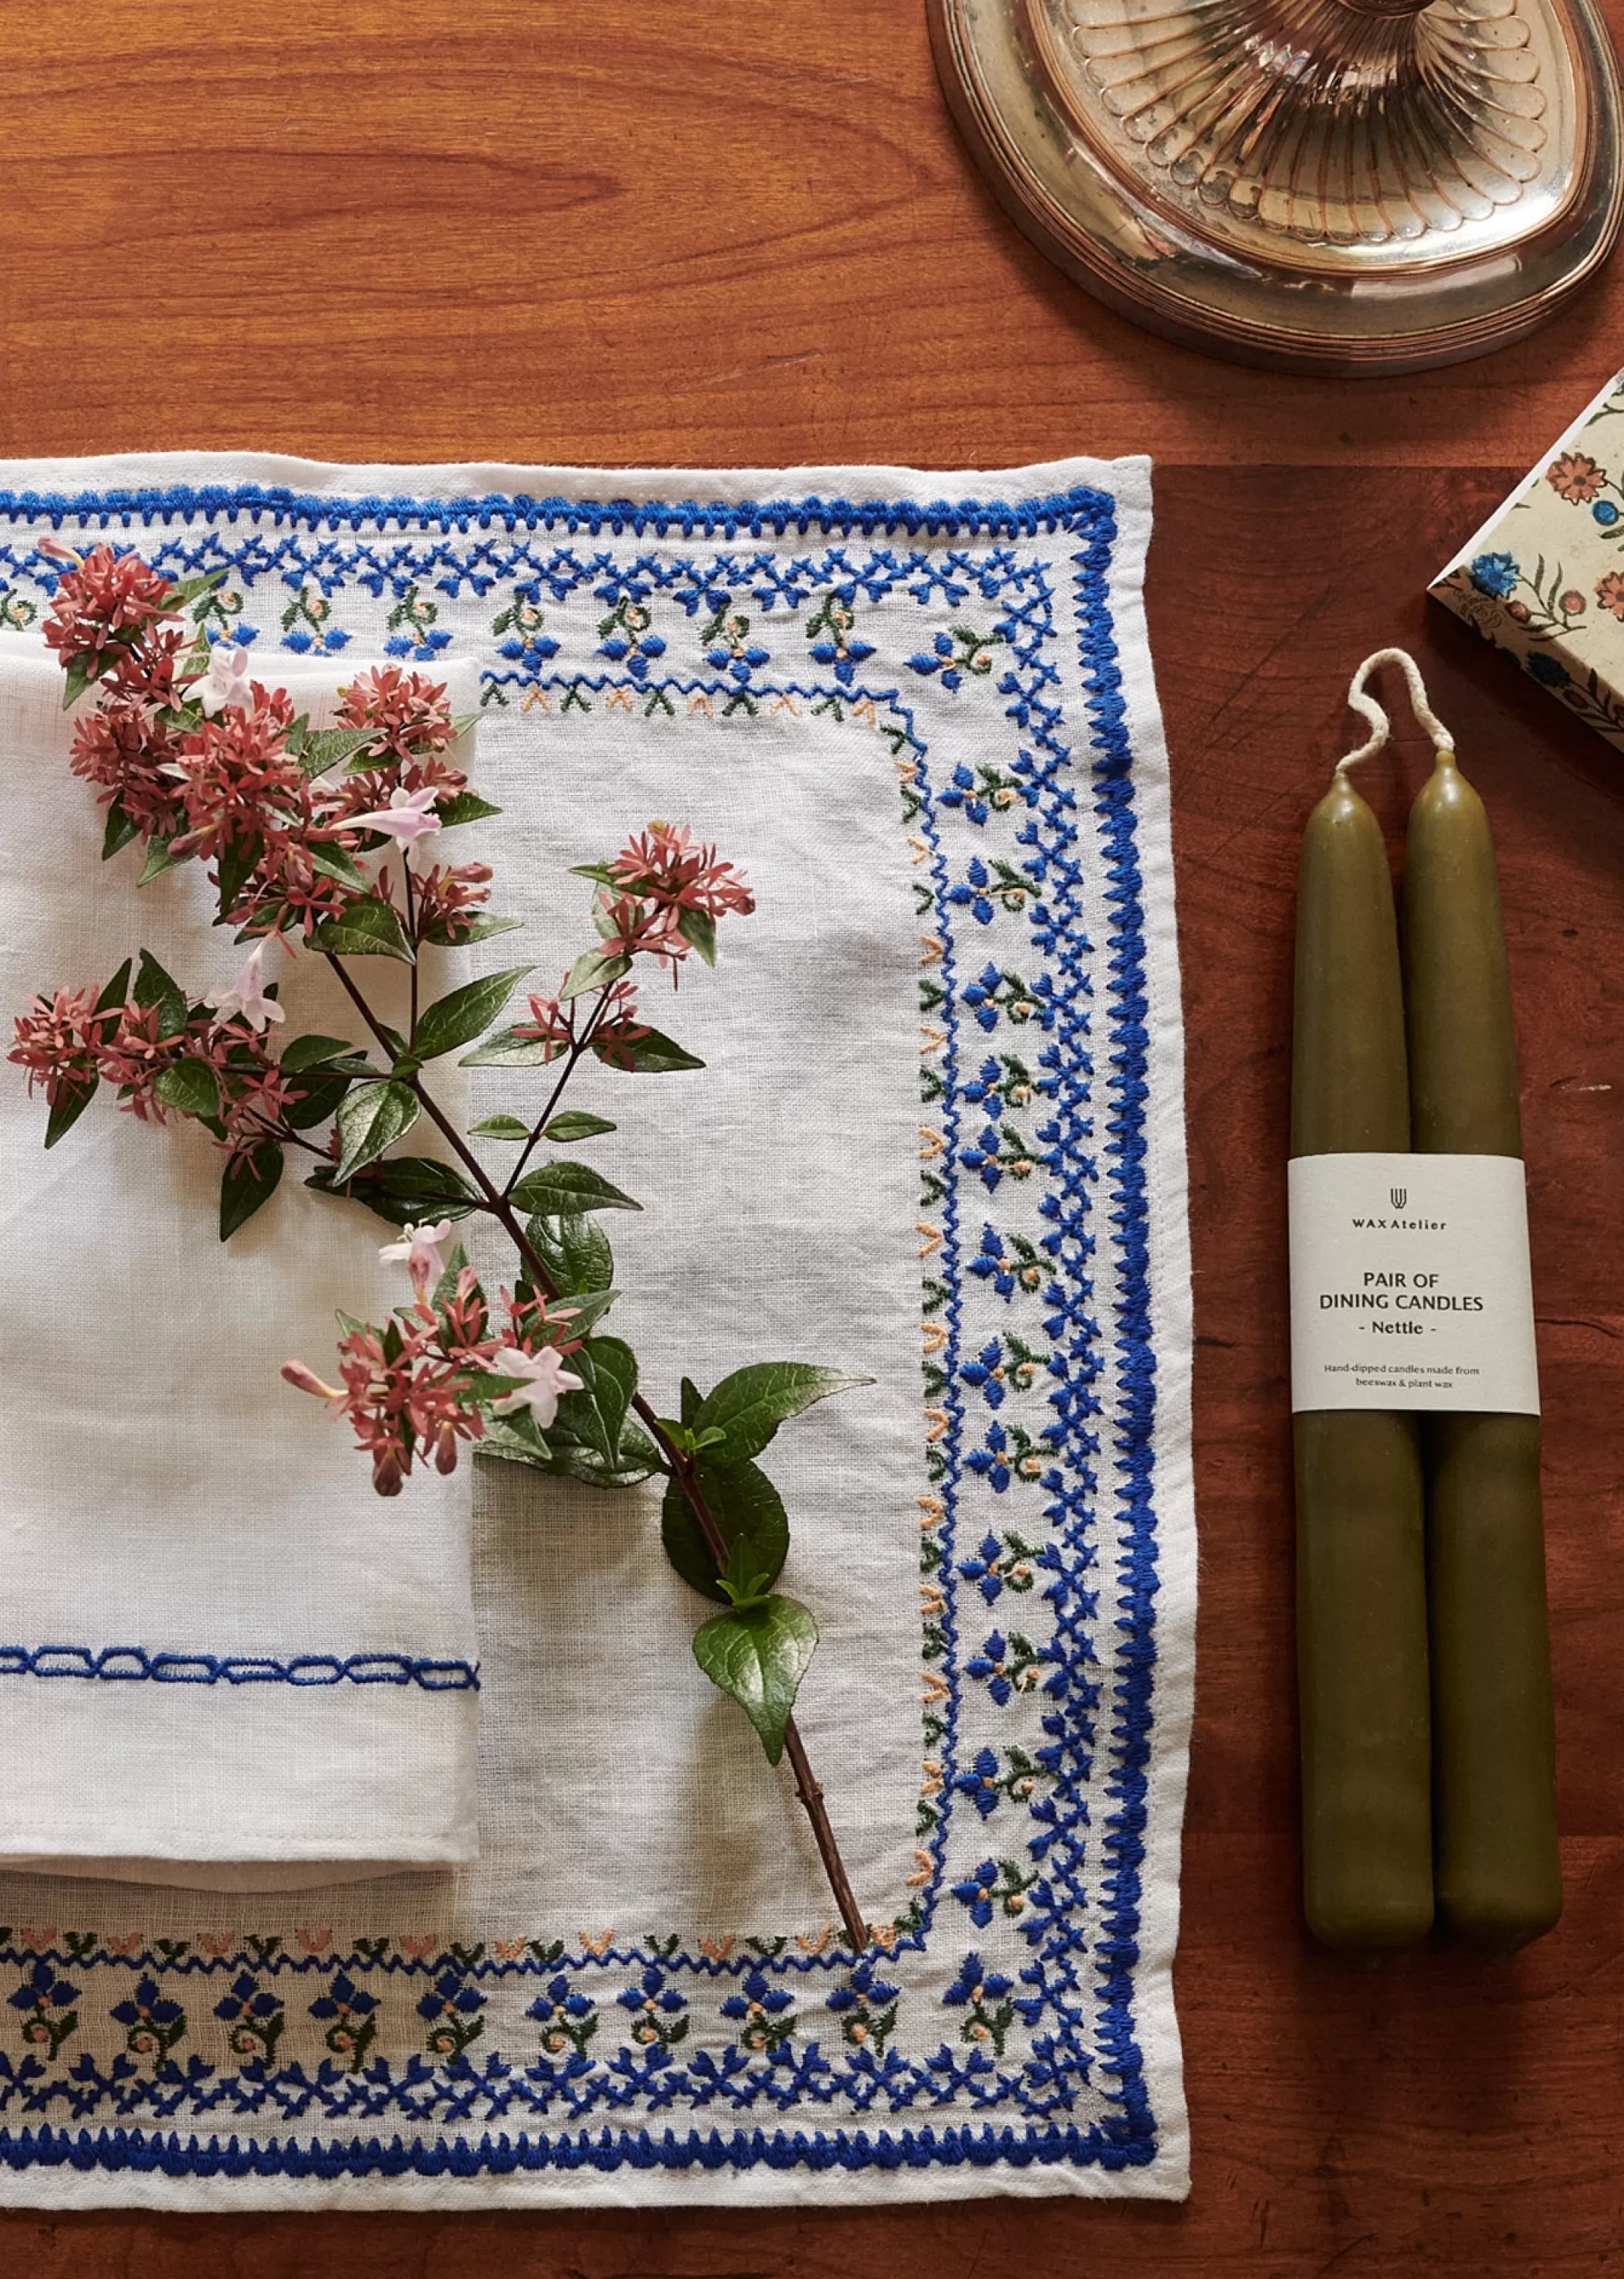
282, 1358, 341, 1402
372, 1451, 405, 1497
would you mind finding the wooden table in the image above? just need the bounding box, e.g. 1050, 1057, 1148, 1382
4, 5, 1623, 2271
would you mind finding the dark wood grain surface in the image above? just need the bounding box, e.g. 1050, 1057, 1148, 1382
3, 3, 1623, 2271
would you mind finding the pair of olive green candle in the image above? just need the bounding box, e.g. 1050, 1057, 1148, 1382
1292, 721, 1560, 1957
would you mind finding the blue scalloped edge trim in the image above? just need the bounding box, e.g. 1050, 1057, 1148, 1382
0, 1646, 478, 1691
0, 479, 1113, 541
0, 2114, 1155, 2179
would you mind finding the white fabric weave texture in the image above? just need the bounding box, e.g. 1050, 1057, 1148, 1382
0, 452, 1195, 2208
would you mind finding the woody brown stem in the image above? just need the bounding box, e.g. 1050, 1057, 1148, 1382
324, 953, 870, 1953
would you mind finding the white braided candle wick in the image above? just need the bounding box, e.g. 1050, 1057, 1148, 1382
1336, 648, 1454, 775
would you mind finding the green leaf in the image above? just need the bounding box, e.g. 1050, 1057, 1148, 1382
526, 1211, 613, 1295
300, 724, 378, 778
137, 835, 181, 886
691, 1596, 819, 1766
413, 968, 531, 1062
333, 1078, 420, 1183
422, 912, 524, 948
307, 841, 368, 890
543, 1110, 616, 1143
677, 906, 717, 965
220, 1143, 283, 1238
560, 946, 632, 1002
281, 1069, 355, 1129
569, 860, 617, 886
661, 1456, 789, 1604
94, 959, 133, 1016
44, 1078, 98, 1150
308, 1153, 479, 1226
215, 834, 260, 921
692, 1364, 870, 1465
510, 1160, 640, 1216
459, 1025, 563, 1069
279, 1032, 369, 1075
591, 1025, 704, 1075
172, 569, 225, 607
62, 658, 96, 710
435, 789, 502, 827
679, 1377, 704, 1430
101, 801, 140, 861
478, 1418, 660, 1487
556, 1335, 636, 1464
153, 1058, 221, 1119
312, 897, 414, 963
469, 1113, 531, 1140
133, 949, 189, 1040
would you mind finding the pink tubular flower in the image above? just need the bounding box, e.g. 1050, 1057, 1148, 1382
610, 821, 754, 920
8, 987, 106, 1107
92, 1000, 187, 1121
344, 781, 444, 859
42, 544, 177, 680
378, 1218, 456, 1298
488, 1342, 583, 1430
591, 978, 651, 1068
412, 860, 494, 946
511, 987, 575, 1059
69, 699, 188, 840
204, 943, 284, 1034
337, 667, 457, 768
594, 890, 685, 970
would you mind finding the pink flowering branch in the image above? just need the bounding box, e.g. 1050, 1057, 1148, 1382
11, 544, 871, 1952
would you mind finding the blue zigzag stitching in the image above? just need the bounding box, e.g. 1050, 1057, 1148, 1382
0, 1645, 478, 1690
0, 478, 1168, 2183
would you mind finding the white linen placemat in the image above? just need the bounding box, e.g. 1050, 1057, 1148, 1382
0, 644, 483, 1888
0, 452, 1194, 2206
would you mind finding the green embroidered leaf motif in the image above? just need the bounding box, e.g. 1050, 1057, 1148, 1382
308, 1152, 478, 1226
333, 1078, 419, 1183
693, 1363, 870, 1465
469, 1113, 531, 1140
553, 1336, 637, 1466
153, 1058, 222, 1120
692, 1595, 818, 1766
278, 1033, 369, 1075
589, 1025, 704, 1075
661, 1455, 789, 1605
560, 946, 632, 1002
413, 968, 531, 1062
510, 1160, 640, 1216
99, 801, 139, 861
526, 1211, 613, 1296
312, 897, 414, 963
459, 1025, 560, 1069
220, 1143, 284, 1239
434, 789, 503, 827
133, 949, 189, 1041
44, 1078, 97, 1150
543, 1110, 616, 1143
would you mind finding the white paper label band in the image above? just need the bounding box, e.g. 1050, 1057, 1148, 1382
1288, 1151, 1540, 1416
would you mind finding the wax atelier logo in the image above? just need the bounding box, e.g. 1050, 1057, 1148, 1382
1351, 1185, 1447, 1232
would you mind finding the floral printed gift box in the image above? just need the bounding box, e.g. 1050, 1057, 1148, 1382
1432, 370, 1624, 749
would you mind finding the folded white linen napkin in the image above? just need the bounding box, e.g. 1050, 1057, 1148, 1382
0, 646, 483, 1888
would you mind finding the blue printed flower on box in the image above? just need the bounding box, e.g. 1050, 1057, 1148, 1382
1432, 369, 1624, 749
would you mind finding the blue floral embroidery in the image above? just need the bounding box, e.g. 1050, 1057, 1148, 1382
1469, 551, 1519, 598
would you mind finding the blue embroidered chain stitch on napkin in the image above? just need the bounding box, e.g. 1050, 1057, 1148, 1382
0, 453, 1194, 2208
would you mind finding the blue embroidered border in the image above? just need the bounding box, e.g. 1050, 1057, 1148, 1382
0, 475, 1168, 2187
0, 1646, 478, 1691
